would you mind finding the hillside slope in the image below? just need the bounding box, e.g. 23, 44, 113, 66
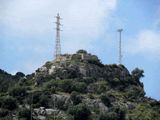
0, 50, 160, 120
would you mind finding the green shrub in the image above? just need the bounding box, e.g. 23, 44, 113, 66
58, 80, 73, 93
18, 78, 34, 86
0, 115, 12, 120
88, 93, 94, 99
18, 108, 31, 120
109, 106, 126, 120
1, 96, 17, 110
9, 86, 26, 98
65, 68, 81, 79
67, 115, 74, 120
18, 78, 27, 86
118, 64, 126, 69
56, 116, 65, 120
45, 61, 53, 69
27, 92, 50, 108
131, 68, 144, 82
76, 50, 87, 54
72, 82, 87, 93
39, 94, 49, 107
50, 87, 56, 94
15, 72, 25, 79
149, 100, 160, 107
110, 78, 120, 86
0, 109, 9, 117
58, 80, 87, 93
67, 104, 91, 120
46, 115, 54, 120
111, 64, 118, 68
97, 81, 108, 94
44, 80, 58, 90
70, 91, 82, 105
36, 75, 53, 85
45, 115, 64, 120
80, 77, 95, 84
100, 94, 111, 107
87, 59, 104, 67
99, 112, 119, 120
45, 80, 87, 93
56, 99, 68, 110
32, 92, 41, 104
126, 86, 145, 99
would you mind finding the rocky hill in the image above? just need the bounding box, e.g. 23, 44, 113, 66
0, 50, 160, 120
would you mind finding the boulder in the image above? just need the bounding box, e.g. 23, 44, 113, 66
82, 98, 108, 113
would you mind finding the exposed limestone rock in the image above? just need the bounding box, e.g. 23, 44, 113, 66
46, 109, 59, 115
51, 94, 72, 108
49, 65, 56, 75
33, 107, 59, 120
82, 98, 108, 113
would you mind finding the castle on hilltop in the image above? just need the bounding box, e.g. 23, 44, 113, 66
54, 50, 98, 62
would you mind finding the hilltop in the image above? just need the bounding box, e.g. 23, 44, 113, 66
0, 50, 160, 120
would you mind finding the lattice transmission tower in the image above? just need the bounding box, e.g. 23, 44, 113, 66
117, 29, 123, 64
54, 13, 62, 59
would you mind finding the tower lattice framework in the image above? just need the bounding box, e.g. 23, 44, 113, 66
54, 13, 62, 59
117, 29, 123, 64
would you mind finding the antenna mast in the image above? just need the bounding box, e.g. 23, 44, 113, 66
117, 29, 123, 64
54, 13, 62, 59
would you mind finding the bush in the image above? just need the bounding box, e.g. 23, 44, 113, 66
126, 86, 145, 99
18, 108, 31, 120
131, 68, 144, 81
18, 78, 27, 86
78, 77, 95, 85
27, 92, 50, 108
45, 80, 87, 93
67, 104, 91, 120
32, 92, 41, 104
15, 72, 25, 78
36, 75, 53, 85
88, 93, 94, 99
0, 109, 9, 118
110, 78, 120, 86
76, 50, 87, 54
0, 96, 17, 110
45, 61, 53, 69
100, 94, 111, 107
44, 80, 58, 90
109, 106, 126, 120
96, 81, 108, 94
70, 91, 82, 105
99, 112, 119, 120
9, 86, 27, 99
111, 64, 118, 68
58, 80, 73, 93
58, 80, 87, 93
149, 100, 160, 107
87, 59, 104, 67
72, 82, 87, 93
56, 100, 68, 110
39, 94, 49, 107
0, 115, 12, 120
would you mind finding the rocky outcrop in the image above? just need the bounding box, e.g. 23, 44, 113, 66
33, 107, 59, 120
82, 98, 108, 113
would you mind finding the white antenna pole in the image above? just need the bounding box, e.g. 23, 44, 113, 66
117, 29, 123, 64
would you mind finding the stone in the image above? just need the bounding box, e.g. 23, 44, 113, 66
46, 109, 59, 115
82, 98, 108, 113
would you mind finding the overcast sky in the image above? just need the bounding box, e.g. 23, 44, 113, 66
0, 0, 160, 100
